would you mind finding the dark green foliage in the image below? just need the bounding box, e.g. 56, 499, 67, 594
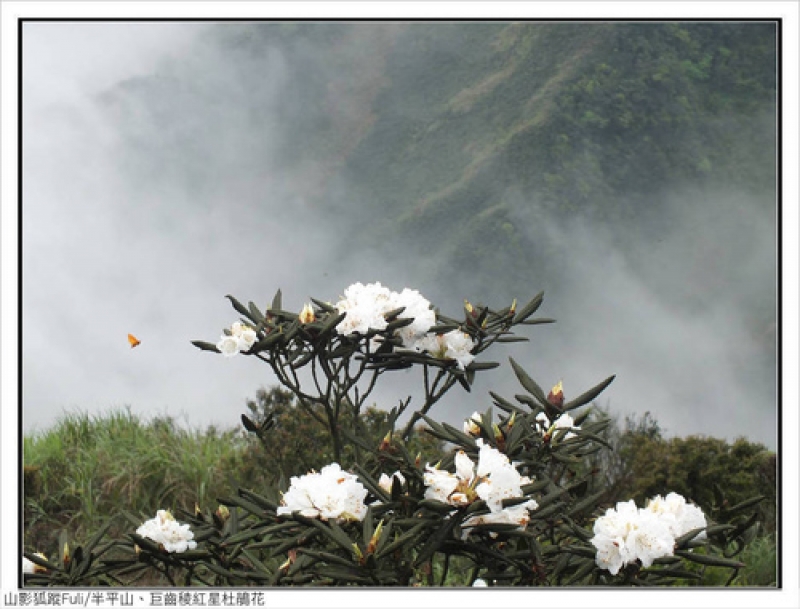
595, 410, 777, 535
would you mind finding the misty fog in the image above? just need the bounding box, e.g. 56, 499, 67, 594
22, 21, 778, 449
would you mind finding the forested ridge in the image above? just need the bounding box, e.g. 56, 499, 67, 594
207, 21, 776, 290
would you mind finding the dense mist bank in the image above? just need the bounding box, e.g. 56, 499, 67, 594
23, 21, 777, 447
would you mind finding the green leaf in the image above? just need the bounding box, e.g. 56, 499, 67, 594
467, 361, 500, 371
489, 391, 527, 415
508, 358, 550, 408
550, 451, 582, 464
675, 550, 745, 569
428, 323, 461, 334
418, 499, 457, 515
295, 517, 355, 554
319, 311, 348, 336
566, 557, 597, 584
297, 548, 358, 569
562, 375, 616, 412
217, 495, 267, 518
534, 488, 568, 510
352, 465, 390, 503
414, 515, 458, 567
521, 318, 556, 326
241, 414, 258, 433
512, 292, 544, 324
82, 522, 111, 557
238, 488, 279, 512
310, 298, 336, 312
271, 289, 282, 312
374, 522, 428, 560
561, 545, 597, 559
568, 490, 607, 518
226, 294, 253, 321
251, 331, 284, 351
495, 335, 530, 343
724, 495, 765, 514
645, 568, 702, 580
674, 526, 707, 547
248, 302, 265, 324
191, 340, 221, 353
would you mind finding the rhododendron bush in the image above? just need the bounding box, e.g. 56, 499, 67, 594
24, 282, 764, 587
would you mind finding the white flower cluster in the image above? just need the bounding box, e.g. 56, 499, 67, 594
414, 330, 476, 370
278, 463, 368, 522
423, 439, 538, 535
535, 411, 580, 441
136, 510, 198, 554
591, 492, 707, 575
216, 321, 257, 357
335, 281, 476, 369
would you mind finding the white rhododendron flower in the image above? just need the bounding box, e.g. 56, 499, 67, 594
644, 492, 707, 540
393, 287, 437, 348
442, 330, 476, 370
423, 440, 537, 535
465, 440, 537, 532
535, 411, 580, 440
217, 321, 257, 357
423, 463, 464, 505
335, 282, 437, 349
136, 510, 198, 554
278, 463, 368, 522
415, 330, 476, 370
216, 334, 240, 357
334, 282, 479, 368
378, 471, 406, 494
472, 578, 488, 587
591, 493, 708, 574
335, 282, 394, 336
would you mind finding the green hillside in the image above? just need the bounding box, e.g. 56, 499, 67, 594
213, 21, 776, 292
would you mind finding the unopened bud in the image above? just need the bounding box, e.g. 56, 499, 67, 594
463, 412, 482, 436
216, 505, 230, 522
547, 380, 564, 409
366, 520, 384, 555
279, 549, 297, 572
509, 299, 517, 316
62, 542, 70, 567
352, 542, 365, 564
464, 299, 474, 315
492, 423, 503, 442
507, 412, 517, 429
379, 431, 392, 451
298, 303, 316, 324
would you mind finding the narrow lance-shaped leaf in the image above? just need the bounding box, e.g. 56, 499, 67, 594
191, 340, 220, 353
512, 291, 544, 324
723, 495, 765, 515
674, 550, 745, 569
271, 289, 282, 312
248, 301, 265, 324
508, 358, 550, 408
562, 375, 616, 412
226, 294, 254, 321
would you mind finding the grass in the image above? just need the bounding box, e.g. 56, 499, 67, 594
23, 408, 249, 558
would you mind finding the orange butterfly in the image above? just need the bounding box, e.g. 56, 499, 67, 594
128, 334, 141, 348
